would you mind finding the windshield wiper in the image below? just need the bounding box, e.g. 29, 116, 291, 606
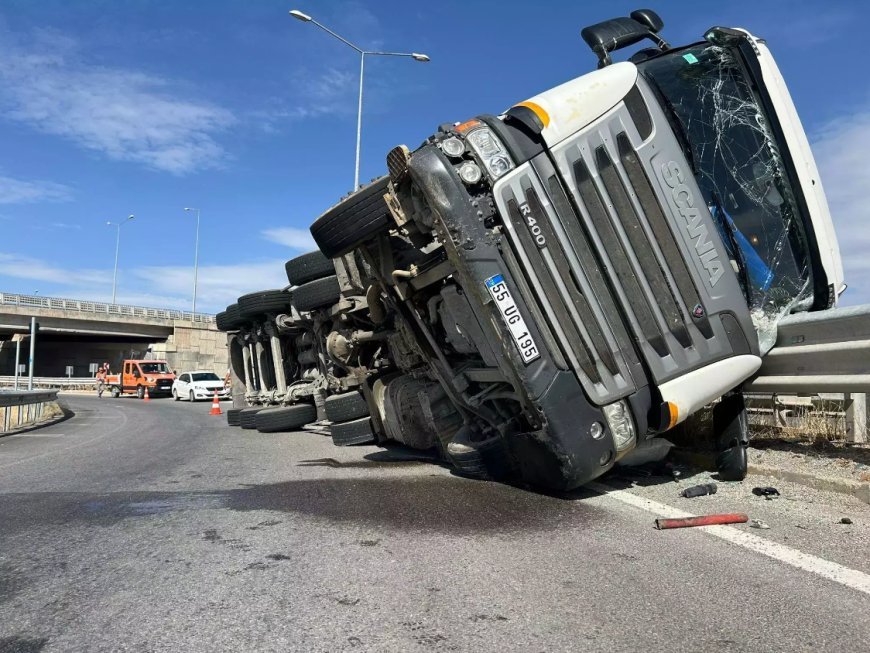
642, 74, 699, 174
709, 191, 752, 299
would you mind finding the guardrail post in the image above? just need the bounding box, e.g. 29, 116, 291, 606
845, 393, 867, 443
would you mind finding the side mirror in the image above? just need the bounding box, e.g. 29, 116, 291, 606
630, 9, 664, 33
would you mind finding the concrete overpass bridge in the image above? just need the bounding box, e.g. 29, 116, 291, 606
0, 292, 227, 377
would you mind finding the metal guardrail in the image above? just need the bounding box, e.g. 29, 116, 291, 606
0, 376, 97, 390
747, 304, 870, 393
0, 388, 59, 432
0, 292, 215, 324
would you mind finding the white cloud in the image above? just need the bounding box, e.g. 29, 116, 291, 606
0, 252, 289, 313
132, 260, 289, 311
812, 109, 870, 306
0, 175, 73, 204
261, 227, 317, 250
0, 28, 235, 175
0, 253, 107, 287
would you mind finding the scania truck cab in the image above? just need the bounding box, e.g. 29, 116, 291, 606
310, 10, 843, 490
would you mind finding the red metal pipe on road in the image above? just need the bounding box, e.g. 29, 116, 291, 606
655, 513, 749, 530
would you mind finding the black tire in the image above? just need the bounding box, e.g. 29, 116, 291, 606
292, 276, 340, 311
325, 391, 369, 422
285, 251, 335, 286
111, 386, 121, 398
136, 385, 145, 400
310, 176, 391, 258
713, 393, 749, 481
227, 408, 242, 426
189, 390, 196, 403
447, 434, 510, 481
330, 417, 376, 446
237, 289, 292, 318
255, 404, 317, 433
240, 407, 263, 430
216, 303, 246, 331
173, 389, 179, 401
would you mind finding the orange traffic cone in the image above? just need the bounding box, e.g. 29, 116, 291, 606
143, 386, 151, 402
209, 391, 222, 415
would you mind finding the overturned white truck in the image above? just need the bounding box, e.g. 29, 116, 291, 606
218, 10, 852, 490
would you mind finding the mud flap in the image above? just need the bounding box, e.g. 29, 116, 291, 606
713, 392, 749, 481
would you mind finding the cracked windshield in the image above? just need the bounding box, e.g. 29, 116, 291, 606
640, 44, 813, 350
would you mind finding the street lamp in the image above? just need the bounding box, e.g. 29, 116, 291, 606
106, 214, 135, 304
184, 207, 201, 315
289, 9, 429, 190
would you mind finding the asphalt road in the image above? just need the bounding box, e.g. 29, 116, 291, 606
0, 394, 868, 652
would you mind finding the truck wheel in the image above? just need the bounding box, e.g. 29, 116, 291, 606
713, 392, 750, 481
285, 251, 335, 286
447, 430, 510, 481
226, 408, 243, 427
330, 417, 376, 446
137, 385, 145, 400
310, 176, 391, 258
239, 407, 263, 430
255, 404, 317, 433
238, 289, 293, 318
216, 303, 247, 332
111, 386, 121, 398
325, 391, 369, 422
292, 276, 341, 311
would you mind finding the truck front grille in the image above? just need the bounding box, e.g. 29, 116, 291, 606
496, 92, 730, 402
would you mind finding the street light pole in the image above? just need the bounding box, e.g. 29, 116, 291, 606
107, 214, 135, 304
289, 9, 429, 190
184, 207, 201, 314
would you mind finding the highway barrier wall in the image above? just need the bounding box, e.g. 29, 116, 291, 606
0, 389, 62, 433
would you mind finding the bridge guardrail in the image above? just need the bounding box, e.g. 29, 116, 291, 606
0, 292, 215, 324
0, 388, 59, 433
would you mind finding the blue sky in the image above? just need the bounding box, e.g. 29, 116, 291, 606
0, 0, 867, 312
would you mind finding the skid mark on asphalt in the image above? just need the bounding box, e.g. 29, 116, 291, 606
590, 482, 870, 597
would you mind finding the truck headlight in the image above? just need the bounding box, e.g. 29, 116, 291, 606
602, 400, 636, 456
466, 126, 514, 179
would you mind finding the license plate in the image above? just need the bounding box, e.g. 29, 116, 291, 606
484, 274, 540, 364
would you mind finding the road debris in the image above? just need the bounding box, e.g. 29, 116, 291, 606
752, 486, 781, 499
750, 519, 771, 529
680, 483, 718, 498
840, 517, 853, 525
655, 513, 749, 530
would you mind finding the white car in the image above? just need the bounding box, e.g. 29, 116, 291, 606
172, 370, 230, 402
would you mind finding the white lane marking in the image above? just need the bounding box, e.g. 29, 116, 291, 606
589, 482, 870, 597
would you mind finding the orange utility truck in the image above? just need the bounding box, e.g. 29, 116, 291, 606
107, 360, 176, 399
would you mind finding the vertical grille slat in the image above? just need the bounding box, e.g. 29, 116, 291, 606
572, 156, 668, 358
525, 188, 618, 376
596, 143, 691, 349
545, 174, 640, 370
616, 133, 714, 340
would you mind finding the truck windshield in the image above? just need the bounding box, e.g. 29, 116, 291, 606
140, 363, 170, 374
638, 43, 813, 350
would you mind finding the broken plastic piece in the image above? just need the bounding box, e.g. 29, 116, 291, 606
680, 483, 718, 498
752, 486, 780, 498
750, 519, 770, 529
654, 513, 748, 530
